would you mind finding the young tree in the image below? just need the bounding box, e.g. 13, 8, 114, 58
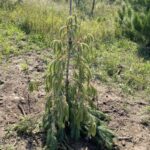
119, 0, 150, 46
43, 0, 114, 149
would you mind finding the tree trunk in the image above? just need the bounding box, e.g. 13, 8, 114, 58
91, 0, 96, 16
65, 0, 72, 103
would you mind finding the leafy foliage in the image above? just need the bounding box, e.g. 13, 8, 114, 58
43, 15, 114, 150
0, 0, 17, 10
118, 0, 150, 46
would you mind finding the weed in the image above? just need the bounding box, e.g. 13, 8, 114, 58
20, 62, 28, 72
6, 116, 42, 135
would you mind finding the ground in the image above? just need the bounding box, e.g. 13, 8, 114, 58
0, 51, 150, 150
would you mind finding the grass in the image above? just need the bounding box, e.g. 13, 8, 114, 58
20, 62, 28, 72
0, 0, 68, 61
145, 106, 150, 114
0, 0, 149, 98
0, 23, 24, 62
0, 22, 42, 63
93, 39, 150, 95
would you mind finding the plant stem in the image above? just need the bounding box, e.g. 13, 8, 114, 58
91, 0, 96, 16
69, 0, 72, 15
65, 0, 73, 103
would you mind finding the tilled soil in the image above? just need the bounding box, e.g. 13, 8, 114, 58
95, 82, 150, 150
0, 51, 150, 150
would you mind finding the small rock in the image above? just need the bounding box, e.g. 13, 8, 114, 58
13, 96, 25, 103
19, 98, 26, 104
118, 110, 127, 116
34, 65, 44, 72
121, 140, 126, 146
113, 109, 118, 113
38, 92, 45, 98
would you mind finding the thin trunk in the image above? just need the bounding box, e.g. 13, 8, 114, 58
69, 0, 72, 15
65, 0, 72, 103
91, 0, 96, 16
78, 0, 80, 6
75, 0, 80, 7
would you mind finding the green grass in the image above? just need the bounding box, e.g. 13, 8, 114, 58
93, 39, 150, 95
0, 0, 68, 61
0, 0, 149, 98
0, 23, 43, 62
145, 106, 150, 114
0, 23, 25, 61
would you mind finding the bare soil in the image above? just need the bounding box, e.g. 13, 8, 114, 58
0, 51, 149, 150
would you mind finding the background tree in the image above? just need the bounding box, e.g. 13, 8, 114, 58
91, 0, 96, 16
118, 0, 150, 46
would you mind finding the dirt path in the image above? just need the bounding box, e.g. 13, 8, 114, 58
0, 52, 150, 150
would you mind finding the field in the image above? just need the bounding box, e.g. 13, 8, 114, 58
0, 0, 150, 150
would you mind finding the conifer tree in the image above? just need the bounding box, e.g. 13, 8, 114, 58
43, 1, 114, 149
119, 0, 150, 46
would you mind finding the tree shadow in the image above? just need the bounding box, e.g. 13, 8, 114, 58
137, 46, 150, 60
17, 132, 45, 150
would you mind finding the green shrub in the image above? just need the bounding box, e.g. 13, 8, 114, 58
118, 0, 150, 46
